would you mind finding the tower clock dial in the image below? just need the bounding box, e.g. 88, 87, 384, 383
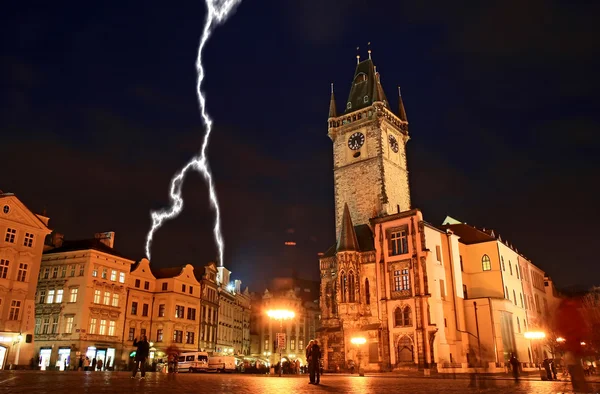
348, 132, 365, 150
388, 134, 399, 153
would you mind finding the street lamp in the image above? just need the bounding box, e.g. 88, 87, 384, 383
524, 331, 546, 367
13, 333, 23, 367
350, 337, 366, 377
267, 309, 295, 377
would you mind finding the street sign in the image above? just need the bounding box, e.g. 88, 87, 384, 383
276, 333, 286, 349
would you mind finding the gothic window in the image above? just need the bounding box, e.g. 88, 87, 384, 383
348, 272, 355, 303
390, 230, 408, 256
481, 255, 491, 271
365, 279, 370, 305
397, 336, 413, 363
340, 273, 347, 303
394, 306, 411, 327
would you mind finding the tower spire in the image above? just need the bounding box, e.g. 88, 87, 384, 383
328, 83, 337, 118
368, 42, 372, 60
337, 203, 359, 252
398, 86, 408, 122
356, 46, 360, 64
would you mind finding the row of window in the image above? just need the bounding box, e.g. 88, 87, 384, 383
38, 287, 78, 304
0, 259, 28, 282
34, 316, 74, 335
127, 327, 196, 344
129, 302, 197, 320
40, 264, 85, 280
89, 318, 117, 336
92, 267, 126, 283
4, 228, 35, 247
93, 290, 120, 307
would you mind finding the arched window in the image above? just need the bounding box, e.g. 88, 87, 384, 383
403, 306, 412, 326
340, 273, 347, 303
348, 272, 355, 303
332, 282, 338, 314
505, 286, 509, 299
354, 73, 367, 84
365, 279, 370, 305
509, 261, 513, 275
520, 293, 524, 308
501, 256, 505, 271
394, 307, 403, 327
513, 290, 517, 305
482, 255, 491, 271
517, 317, 521, 333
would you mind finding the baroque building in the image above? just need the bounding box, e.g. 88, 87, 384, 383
318, 57, 558, 373
0, 192, 51, 369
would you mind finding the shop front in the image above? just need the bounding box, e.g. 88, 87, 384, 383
39, 348, 52, 370
56, 347, 71, 371
0, 345, 7, 370
86, 346, 116, 370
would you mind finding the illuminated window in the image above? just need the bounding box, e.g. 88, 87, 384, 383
47, 290, 55, 304
69, 288, 78, 303
89, 318, 97, 334
42, 318, 50, 333
481, 255, 491, 271
61, 266, 67, 278
56, 289, 63, 303
65, 316, 74, 334
156, 329, 163, 342
393, 269, 410, 291
108, 321, 116, 336
102, 268, 107, 279
119, 272, 125, 283
99, 319, 107, 335
112, 293, 119, 307
111, 270, 117, 281
92, 267, 98, 277
128, 328, 135, 341
340, 273, 347, 303
94, 290, 101, 304
158, 304, 165, 317
104, 291, 110, 305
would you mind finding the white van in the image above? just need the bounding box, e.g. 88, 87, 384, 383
178, 352, 210, 373
208, 355, 236, 372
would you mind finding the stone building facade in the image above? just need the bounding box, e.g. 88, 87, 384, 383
0, 193, 51, 369
318, 57, 558, 373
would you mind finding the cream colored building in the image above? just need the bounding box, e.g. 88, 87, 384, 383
196, 262, 219, 353
36, 232, 132, 370
216, 266, 235, 355
0, 192, 51, 369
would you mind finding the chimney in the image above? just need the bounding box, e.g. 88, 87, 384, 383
94, 231, 115, 248
52, 232, 64, 248
235, 279, 242, 293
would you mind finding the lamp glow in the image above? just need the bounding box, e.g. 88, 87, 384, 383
267, 310, 295, 320
351, 337, 367, 345
556, 337, 565, 343
524, 331, 546, 339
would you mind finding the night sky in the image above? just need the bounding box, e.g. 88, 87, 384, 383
2, 1, 599, 291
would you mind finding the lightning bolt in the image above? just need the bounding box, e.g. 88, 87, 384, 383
145, 0, 242, 265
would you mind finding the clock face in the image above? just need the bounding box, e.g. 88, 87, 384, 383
388, 134, 399, 153
348, 132, 365, 150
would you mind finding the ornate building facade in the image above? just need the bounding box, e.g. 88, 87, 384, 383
0, 193, 51, 369
318, 57, 558, 373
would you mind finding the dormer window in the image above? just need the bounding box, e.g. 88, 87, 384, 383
363, 96, 369, 103
354, 73, 367, 84
346, 102, 352, 110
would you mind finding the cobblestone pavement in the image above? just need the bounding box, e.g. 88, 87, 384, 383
1, 371, 599, 394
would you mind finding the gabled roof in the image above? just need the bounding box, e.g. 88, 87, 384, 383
0, 193, 52, 232
337, 204, 359, 252
345, 59, 390, 114
44, 238, 133, 260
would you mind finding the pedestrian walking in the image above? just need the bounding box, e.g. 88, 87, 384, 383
509, 353, 520, 382
97, 358, 103, 371
84, 357, 90, 371
131, 335, 150, 379
78, 356, 83, 371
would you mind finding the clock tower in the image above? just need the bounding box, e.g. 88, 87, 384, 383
328, 58, 411, 237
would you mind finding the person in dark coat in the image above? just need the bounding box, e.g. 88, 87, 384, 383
132, 335, 150, 379
309, 340, 321, 385
509, 353, 520, 381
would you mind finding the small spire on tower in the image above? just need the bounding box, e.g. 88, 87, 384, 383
328, 82, 337, 118
356, 46, 360, 64
368, 42, 372, 60
398, 86, 408, 122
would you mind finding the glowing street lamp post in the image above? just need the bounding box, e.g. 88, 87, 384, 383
524, 331, 546, 374
351, 337, 366, 377
267, 309, 295, 377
